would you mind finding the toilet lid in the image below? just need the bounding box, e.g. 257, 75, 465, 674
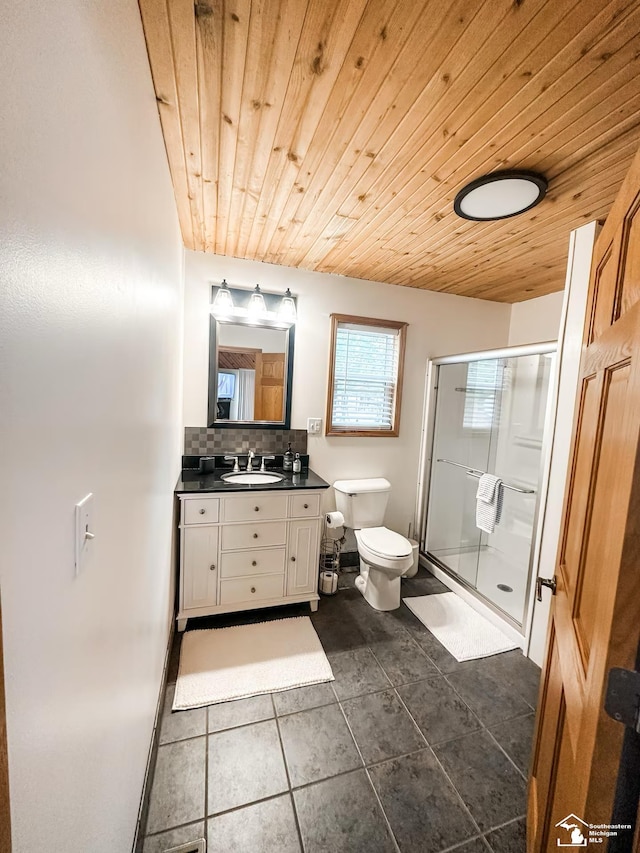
359, 527, 413, 559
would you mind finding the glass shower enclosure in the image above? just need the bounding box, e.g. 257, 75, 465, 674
421, 343, 556, 630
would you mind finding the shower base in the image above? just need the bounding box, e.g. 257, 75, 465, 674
426, 545, 529, 630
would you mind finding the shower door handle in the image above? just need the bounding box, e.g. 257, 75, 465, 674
536, 575, 557, 602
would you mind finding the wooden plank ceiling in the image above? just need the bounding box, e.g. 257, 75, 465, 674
139, 0, 640, 302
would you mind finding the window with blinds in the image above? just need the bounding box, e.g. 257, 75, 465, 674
462, 358, 502, 430
327, 315, 407, 436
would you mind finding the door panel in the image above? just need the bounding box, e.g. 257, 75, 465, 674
254, 352, 285, 421
528, 144, 640, 850
182, 526, 219, 610
620, 191, 640, 315
573, 361, 631, 669
286, 519, 320, 596
590, 240, 618, 341
558, 372, 601, 598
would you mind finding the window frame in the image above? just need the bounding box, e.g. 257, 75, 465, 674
325, 313, 407, 438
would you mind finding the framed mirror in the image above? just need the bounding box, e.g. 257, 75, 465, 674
207, 285, 295, 429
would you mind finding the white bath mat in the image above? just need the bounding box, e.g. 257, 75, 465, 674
403, 593, 518, 662
173, 616, 333, 710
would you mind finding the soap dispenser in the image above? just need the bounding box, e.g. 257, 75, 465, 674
283, 442, 294, 471
293, 452, 301, 474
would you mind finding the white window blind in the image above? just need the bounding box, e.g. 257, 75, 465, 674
462, 359, 502, 430
331, 322, 400, 431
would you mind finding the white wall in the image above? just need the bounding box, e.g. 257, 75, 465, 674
508, 291, 565, 346
0, 3, 183, 852
184, 251, 511, 533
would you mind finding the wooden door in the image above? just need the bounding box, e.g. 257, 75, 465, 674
528, 149, 640, 849
254, 352, 285, 421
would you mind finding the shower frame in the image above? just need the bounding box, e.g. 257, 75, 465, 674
415, 341, 558, 648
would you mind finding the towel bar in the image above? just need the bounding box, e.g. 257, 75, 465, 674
435, 458, 536, 495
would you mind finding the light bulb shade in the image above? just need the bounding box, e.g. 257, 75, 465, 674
211, 280, 234, 315
248, 284, 266, 317
454, 170, 547, 221
278, 288, 297, 322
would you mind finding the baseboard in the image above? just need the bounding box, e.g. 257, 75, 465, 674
131, 621, 175, 853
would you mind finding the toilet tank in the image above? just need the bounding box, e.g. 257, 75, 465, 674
333, 478, 391, 529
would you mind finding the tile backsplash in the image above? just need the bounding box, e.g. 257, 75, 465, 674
184, 426, 308, 456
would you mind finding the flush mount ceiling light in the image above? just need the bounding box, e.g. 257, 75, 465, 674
453, 170, 548, 221
211, 279, 234, 315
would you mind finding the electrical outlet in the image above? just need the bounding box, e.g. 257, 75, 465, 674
307, 417, 322, 434
75, 493, 95, 576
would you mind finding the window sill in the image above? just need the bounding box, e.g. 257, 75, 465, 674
326, 428, 400, 438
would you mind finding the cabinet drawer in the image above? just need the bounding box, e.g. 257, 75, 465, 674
222, 494, 288, 523
183, 498, 219, 525
219, 574, 284, 605
289, 493, 320, 518
220, 548, 286, 579
220, 521, 287, 551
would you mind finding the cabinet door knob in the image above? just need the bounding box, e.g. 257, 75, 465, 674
253, 533, 258, 539
254, 506, 260, 512
209, 564, 215, 571
199, 508, 206, 515
251, 586, 256, 594
252, 560, 257, 567
303, 503, 309, 509
291, 556, 296, 562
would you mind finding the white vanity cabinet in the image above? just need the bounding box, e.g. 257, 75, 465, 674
177, 489, 323, 630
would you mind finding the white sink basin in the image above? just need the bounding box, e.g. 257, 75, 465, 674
221, 472, 285, 485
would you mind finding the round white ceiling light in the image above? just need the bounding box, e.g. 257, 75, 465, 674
454, 170, 548, 221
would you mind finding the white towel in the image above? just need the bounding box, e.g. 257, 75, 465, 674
476, 474, 503, 534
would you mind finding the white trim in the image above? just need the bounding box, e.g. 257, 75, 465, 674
177, 590, 320, 622
430, 341, 557, 365
525, 221, 598, 664
522, 350, 558, 646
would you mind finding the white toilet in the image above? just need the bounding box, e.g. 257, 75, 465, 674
333, 478, 413, 611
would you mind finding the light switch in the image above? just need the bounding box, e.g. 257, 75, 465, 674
307, 417, 322, 435
75, 493, 94, 576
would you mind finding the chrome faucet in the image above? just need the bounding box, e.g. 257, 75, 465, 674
260, 455, 275, 472
224, 455, 240, 472
246, 450, 255, 472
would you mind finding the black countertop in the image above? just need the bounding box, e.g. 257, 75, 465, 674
175, 466, 330, 494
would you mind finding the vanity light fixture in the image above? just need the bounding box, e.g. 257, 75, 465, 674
278, 288, 297, 322
248, 284, 267, 319
211, 279, 234, 315
453, 170, 548, 221
210, 281, 297, 327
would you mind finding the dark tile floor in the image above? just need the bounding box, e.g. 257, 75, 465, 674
140, 568, 539, 853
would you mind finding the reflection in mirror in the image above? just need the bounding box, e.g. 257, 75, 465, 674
216, 324, 288, 422
208, 283, 296, 429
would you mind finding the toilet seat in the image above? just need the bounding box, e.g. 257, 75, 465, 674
358, 527, 413, 559
355, 528, 413, 575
